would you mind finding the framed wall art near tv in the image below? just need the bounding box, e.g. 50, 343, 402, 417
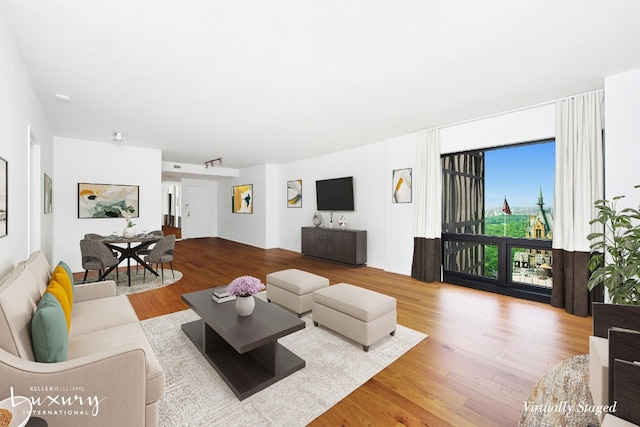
44, 173, 52, 214
392, 168, 412, 203
78, 183, 139, 219
287, 179, 302, 208
232, 184, 253, 214
0, 156, 7, 238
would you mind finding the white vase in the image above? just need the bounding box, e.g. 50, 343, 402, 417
123, 227, 135, 238
235, 295, 255, 316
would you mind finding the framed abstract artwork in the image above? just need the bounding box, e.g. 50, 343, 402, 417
0, 156, 6, 238
232, 184, 253, 213
392, 168, 412, 203
78, 183, 139, 218
44, 173, 52, 214
287, 179, 302, 208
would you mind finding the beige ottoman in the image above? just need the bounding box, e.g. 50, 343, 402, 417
266, 269, 329, 317
312, 283, 396, 351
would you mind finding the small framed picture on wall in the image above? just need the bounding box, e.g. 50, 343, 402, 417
392, 168, 412, 203
287, 179, 302, 208
232, 184, 253, 213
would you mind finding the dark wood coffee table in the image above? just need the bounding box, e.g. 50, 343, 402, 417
181, 289, 306, 400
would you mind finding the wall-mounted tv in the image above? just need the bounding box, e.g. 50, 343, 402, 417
316, 176, 354, 211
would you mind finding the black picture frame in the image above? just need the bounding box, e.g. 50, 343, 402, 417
78, 182, 139, 218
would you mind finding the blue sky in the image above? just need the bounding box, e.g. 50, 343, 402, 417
484, 141, 555, 210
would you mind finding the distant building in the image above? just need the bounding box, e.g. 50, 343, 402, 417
514, 188, 553, 281
526, 187, 553, 240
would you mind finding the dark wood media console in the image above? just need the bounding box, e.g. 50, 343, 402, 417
301, 226, 367, 266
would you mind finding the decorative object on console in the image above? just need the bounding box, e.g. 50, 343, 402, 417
338, 215, 348, 229
392, 168, 412, 203
78, 182, 139, 219
287, 179, 302, 208
0, 156, 6, 238
232, 184, 253, 214
228, 275, 265, 316
312, 212, 323, 227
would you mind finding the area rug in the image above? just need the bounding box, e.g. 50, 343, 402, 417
519, 354, 600, 427
140, 308, 427, 427
84, 269, 183, 296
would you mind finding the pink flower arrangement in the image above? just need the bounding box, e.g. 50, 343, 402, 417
227, 275, 265, 297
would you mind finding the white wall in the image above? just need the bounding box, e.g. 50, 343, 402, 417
218, 164, 269, 248
384, 134, 416, 274
276, 142, 387, 269
53, 137, 162, 271
271, 105, 556, 275
604, 68, 640, 208
440, 104, 556, 154
0, 12, 54, 277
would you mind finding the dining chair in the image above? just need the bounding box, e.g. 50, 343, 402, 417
80, 239, 120, 284
143, 234, 175, 283
85, 232, 120, 259
136, 230, 164, 274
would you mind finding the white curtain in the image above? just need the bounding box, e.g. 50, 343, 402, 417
551, 90, 604, 316
411, 128, 442, 282
553, 90, 604, 252
414, 128, 442, 238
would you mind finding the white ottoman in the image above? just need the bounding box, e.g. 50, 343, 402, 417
266, 269, 329, 317
312, 283, 396, 352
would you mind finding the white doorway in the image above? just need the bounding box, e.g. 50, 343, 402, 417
181, 184, 213, 239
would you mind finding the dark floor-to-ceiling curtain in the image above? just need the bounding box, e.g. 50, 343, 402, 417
411, 129, 442, 283
551, 249, 603, 316
551, 91, 604, 316
411, 237, 442, 282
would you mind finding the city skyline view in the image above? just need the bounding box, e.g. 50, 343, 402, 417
484, 140, 555, 211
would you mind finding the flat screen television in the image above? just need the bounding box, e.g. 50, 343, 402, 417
316, 176, 354, 211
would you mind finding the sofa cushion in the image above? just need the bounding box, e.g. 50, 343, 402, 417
45, 280, 72, 332
31, 292, 69, 363
0, 266, 41, 359
21, 251, 51, 295
69, 322, 165, 404
70, 295, 139, 337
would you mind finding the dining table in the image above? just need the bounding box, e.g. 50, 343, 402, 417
99, 234, 161, 286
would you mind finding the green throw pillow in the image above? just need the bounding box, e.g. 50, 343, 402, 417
57, 260, 75, 294
31, 292, 69, 363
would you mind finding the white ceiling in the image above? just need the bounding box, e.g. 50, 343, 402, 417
2, 0, 640, 168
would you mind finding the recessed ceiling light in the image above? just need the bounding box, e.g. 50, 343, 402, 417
53, 93, 72, 102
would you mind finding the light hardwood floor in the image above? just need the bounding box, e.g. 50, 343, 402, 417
124, 237, 592, 426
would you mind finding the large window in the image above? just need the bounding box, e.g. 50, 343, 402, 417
441, 139, 555, 302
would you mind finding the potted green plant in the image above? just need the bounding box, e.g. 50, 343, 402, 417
587, 187, 640, 304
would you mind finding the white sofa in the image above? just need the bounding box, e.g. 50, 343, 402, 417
0, 251, 164, 427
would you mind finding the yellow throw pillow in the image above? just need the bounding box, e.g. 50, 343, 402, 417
45, 280, 71, 332
51, 263, 74, 308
